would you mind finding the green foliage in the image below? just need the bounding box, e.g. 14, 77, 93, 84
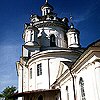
0, 93, 3, 97
0, 86, 16, 100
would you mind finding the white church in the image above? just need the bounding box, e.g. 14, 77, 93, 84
14, 0, 100, 100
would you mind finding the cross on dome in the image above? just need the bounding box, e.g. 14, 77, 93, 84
70, 15, 74, 28
70, 15, 73, 23
46, 0, 48, 3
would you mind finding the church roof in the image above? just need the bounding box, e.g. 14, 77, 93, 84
68, 23, 80, 33
72, 39, 100, 71
61, 61, 74, 68
12, 89, 60, 98
53, 40, 100, 86
68, 28, 80, 33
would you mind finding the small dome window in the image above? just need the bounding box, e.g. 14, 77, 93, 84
50, 34, 56, 47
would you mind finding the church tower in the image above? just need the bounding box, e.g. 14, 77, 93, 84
41, 0, 54, 16
16, 1, 84, 100
66, 16, 81, 48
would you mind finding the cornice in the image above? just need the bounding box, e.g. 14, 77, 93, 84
33, 20, 68, 29
72, 46, 100, 72
53, 45, 100, 85
26, 49, 81, 65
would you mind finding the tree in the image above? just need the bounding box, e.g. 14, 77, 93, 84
0, 86, 17, 100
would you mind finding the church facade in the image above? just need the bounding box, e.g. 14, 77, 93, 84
15, 0, 100, 100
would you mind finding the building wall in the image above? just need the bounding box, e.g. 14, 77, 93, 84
28, 57, 72, 90
25, 49, 80, 91
75, 54, 100, 100
23, 65, 28, 92
18, 65, 22, 93
60, 78, 74, 100
29, 59, 50, 90
57, 51, 100, 100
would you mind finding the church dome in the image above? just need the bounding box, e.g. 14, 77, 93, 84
68, 28, 80, 33
41, 2, 54, 11
68, 23, 80, 33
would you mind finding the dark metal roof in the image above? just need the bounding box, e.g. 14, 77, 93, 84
68, 28, 80, 33
12, 89, 60, 98
61, 61, 74, 68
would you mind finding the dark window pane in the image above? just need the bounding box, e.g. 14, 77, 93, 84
38, 95, 43, 100
37, 63, 42, 76
50, 34, 56, 47
30, 68, 32, 79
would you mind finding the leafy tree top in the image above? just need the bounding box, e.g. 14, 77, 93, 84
0, 86, 17, 100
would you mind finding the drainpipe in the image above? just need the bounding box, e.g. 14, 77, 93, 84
69, 68, 76, 100
48, 59, 50, 89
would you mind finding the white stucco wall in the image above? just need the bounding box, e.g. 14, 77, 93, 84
27, 49, 78, 91
53, 51, 100, 100
18, 65, 22, 93
75, 55, 100, 100
28, 59, 50, 90
23, 66, 28, 92
24, 30, 31, 43
60, 78, 74, 100
67, 31, 79, 48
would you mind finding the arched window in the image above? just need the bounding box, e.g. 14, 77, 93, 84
30, 97, 32, 100
79, 77, 86, 100
38, 95, 43, 100
50, 34, 56, 47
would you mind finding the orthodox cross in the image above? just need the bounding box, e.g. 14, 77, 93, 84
70, 15, 73, 23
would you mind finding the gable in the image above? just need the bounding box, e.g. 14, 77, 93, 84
56, 61, 73, 79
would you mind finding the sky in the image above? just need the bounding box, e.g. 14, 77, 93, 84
0, 0, 100, 92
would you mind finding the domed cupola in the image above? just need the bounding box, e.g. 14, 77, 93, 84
23, 23, 40, 49
41, 0, 54, 16
66, 17, 81, 48
22, 24, 40, 58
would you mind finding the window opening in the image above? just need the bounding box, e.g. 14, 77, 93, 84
30, 34, 33, 41
66, 86, 69, 100
37, 63, 42, 76
30, 68, 32, 79
38, 95, 43, 100
74, 34, 76, 43
28, 50, 31, 58
79, 77, 86, 100
50, 34, 56, 47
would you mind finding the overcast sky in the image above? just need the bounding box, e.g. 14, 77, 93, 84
0, 0, 100, 92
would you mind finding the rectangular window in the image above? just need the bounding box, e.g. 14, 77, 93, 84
30, 34, 33, 41
66, 86, 69, 100
37, 63, 42, 76
28, 50, 31, 58
30, 68, 32, 79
